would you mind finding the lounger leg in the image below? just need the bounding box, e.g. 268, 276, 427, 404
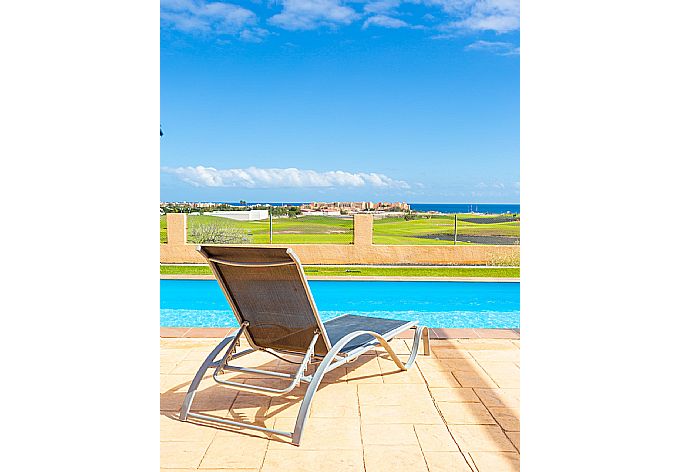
291, 326, 428, 445
422, 326, 431, 356
179, 325, 246, 421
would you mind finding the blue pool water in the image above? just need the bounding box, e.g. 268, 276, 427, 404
160, 280, 520, 329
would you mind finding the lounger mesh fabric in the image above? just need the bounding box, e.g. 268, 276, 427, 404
202, 246, 330, 356
323, 314, 411, 353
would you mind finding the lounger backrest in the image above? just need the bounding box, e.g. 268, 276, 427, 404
198, 246, 332, 356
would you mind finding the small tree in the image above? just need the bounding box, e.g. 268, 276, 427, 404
188, 224, 252, 244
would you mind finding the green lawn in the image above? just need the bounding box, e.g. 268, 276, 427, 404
160, 213, 520, 245
373, 214, 519, 245
160, 216, 167, 243
161, 264, 519, 278
184, 215, 353, 244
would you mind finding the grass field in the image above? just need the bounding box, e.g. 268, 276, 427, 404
160, 216, 167, 243
374, 214, 519, 245
184, 215, 353, 244
160, 213, 519, 245
160, 264, 520, 278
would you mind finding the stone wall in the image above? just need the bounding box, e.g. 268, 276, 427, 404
160, 213, 519, 265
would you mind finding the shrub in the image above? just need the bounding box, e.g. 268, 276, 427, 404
487, 249, 520, 267
188, 224, 252, 244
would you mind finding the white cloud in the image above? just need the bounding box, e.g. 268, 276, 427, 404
363, 15, 410, 29
160, 0, 520, 38
363, 0, 401, 14
161, 0, 256, 34
268, 0, 358, 31
465, 40, 519, 55
239, 27, 271, 43
426, 0, 519, 33
162, 165, 411, 189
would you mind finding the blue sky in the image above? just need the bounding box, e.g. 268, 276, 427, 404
161, 0, 519, 203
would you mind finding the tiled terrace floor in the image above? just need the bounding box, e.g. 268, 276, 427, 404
161, 334, 520, 472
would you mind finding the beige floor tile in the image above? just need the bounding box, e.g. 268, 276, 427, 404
436, 402, 496, 425
489, 407, 520, 432
261, 448, 364, 472
360, 403, 443, 424
448, 425, 516, 452
189, 388, 238, 414
160, 338, 519, 472
424, 451, 473, 472
161, 362, 179, 374
320, 367, 349, 383
311, 382, 359, 401
414, 424, 459, 452
478, 363, 520, 388
378, 364, 426, 384
451, 370, 498, 388
310, 402, 359, 418
416, 357, 454, 372
470, 350, 520, 362
227, 392, 271, 420
160, 441, 208, 469
198, 433, 269, 469
421, 370, 462, 388
431, 347, 473, 359
346, 359, 383, 384
429, 388, 480, 403
269, 417, 361, 450
161, 374, 195, 393
265, 399, 302, 419
490, 376, 520, 389
358, 384, 431, 406
477, 362, 520, 374
196, 469, 258, 472
470, 451, 520, 472
458, 340, 517, 351
506, 432, 519, 452
170, 360, 213, 375
473, 389, 520, 408
361, 423, 419, 445
160, 394, 184, 413
427, 339, 462, 347
439, 358, 483, 371
207, 417, 277, 442
382, 338, 412, 354
183, 349, 218, 361
161, 415, 218, 442
364, 445, 427, 472
161, 349, 190, 363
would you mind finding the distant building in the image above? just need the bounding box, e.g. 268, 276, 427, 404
299, 201, 409, 214
208, 210, 269, 221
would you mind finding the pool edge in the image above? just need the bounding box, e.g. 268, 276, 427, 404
161, 327, 520, 339
160, 274, 520, 282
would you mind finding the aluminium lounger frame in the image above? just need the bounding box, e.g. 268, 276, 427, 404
179, 246, 430, 446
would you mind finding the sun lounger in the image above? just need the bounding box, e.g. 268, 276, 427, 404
179, 245, 430, 445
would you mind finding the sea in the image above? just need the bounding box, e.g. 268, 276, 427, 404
409, 203, 520, 214
214, 202, 520, 215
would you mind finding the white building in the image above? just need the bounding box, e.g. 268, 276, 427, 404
208, 210, 269, 221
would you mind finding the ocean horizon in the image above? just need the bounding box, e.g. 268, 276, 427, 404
178, 202, 520, 214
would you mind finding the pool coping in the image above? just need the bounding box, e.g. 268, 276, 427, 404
161, 327, 520, 339
160, 274, 520, 282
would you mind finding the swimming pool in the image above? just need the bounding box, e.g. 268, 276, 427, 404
160, 279, 520, 329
